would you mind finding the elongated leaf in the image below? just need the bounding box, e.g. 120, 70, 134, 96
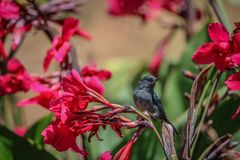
0, 124, 57, 160
191, 93, 240, 158
200, 134, 231, 159
183, 64, 213, 159
162, 122, 176, 160
178, 24, 210, 108
200, 134, 240, 160
24, 114, 52, 149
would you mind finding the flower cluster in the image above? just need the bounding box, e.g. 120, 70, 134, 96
41, 69, 146, 157
0, 1, 150, 159
107, 0, 185, 20
192, 22, 240, 119
43, 17, 91, 71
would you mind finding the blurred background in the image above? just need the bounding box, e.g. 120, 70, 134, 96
16, 0, 240, 128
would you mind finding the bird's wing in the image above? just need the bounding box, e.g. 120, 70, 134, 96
152, 92, 168, 122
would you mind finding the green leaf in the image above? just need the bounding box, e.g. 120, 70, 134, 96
191, 96, 240, 158
0, 124, 57, 160
24, 114, 52, 149
211, 97, 240, 135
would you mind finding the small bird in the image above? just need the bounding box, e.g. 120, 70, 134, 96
133, 75, 179, 135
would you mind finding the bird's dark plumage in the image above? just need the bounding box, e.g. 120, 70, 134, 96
133, 75, 179, 135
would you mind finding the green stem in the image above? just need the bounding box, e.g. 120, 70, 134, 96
209, 0, 232, 31
190, 72, 222, 156
129, 106, 172, 159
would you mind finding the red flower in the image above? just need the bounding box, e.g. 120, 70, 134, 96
107, 0, 161, 20
113, 140, 134, 160
225, 72, 240, 91
148, 39, 166, 76
17, 83, 60, 109
107, 0, 185, 20
192, 23, 233, 71
0, 0, 19, 20
59, 69, 96, 111
0, 58, 31, 96
81, 65, 112, 94
14, 126, 27, 137
42, 119, 88, 156
43, 17, 91, 71
50, 69, 111, 112
230, 32, 240, 65
42, 104, 132, 156
113, 128, 144, 160
99, 151, 113, 160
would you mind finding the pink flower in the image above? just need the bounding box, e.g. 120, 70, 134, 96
192, 23, 234, 71
43, 17, 91, 71
225, 72, 240, 90
0, 58, 31, 96
14, 126, 27, 137
0, 0, 19, 20
42, 119, 88, 156
99, 151, 113, 160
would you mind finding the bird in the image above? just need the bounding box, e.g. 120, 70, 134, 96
133, 75, 179, 135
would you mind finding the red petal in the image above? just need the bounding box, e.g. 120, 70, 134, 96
232, 106, 240, 119
42, 120, 88, 156
54, 41, 71, 62
192, 43, 216, 64
43, 49, 54, 71
17, 92, 54, 109
149, 42, 165, 76
113, 140, 134, 160
62, 17, 79, 41
232, 32, 240, 52
0, 1, 19, 20
83, 76, 105, 94
99, 151, 112, 160
225, 72, 240, 90
208, 23, 229, 42
0, 40, 7, 59
232, 53, 240, 65
14, 127, 27, 137
76, 30, 92, 40
7, 58, 26, 74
